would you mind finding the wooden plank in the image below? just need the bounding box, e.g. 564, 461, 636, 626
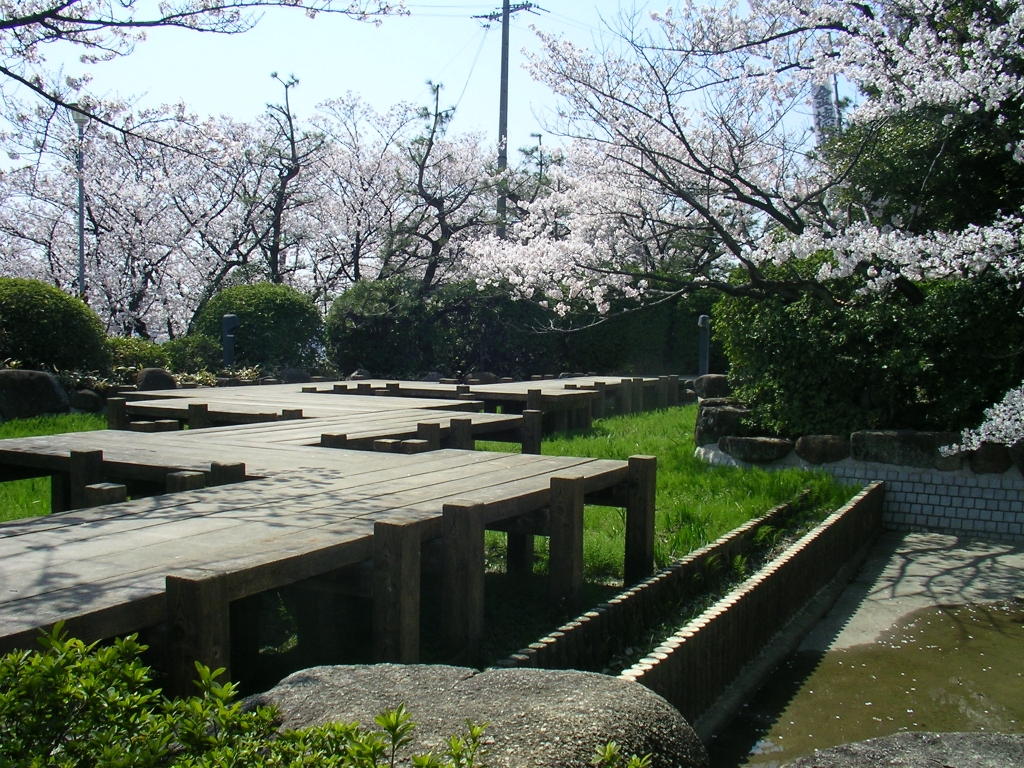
166, 571, 231, 698
548, 475, 585, 611
625, 454, 657, 586
442, 500, 484, 664
373, 519, 421, 663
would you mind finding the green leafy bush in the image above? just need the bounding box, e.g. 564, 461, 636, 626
0, 278, 110, 372
107, 336, 169, 370
163, 335, 222, 374
190, 283, 324, 371
716, 269, 1024, 436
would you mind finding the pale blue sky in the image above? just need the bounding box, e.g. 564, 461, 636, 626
46, 2, 655, 155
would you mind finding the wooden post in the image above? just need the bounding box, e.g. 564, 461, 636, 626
625, 455, 657, 586
417, 422, 442, 451
301, 386, 317, 393
155, 419, 180, 432
507, 531, 535, 577
579, 395, 593, 431
373, 519, 421, 663
442, 501, 485, 663
83, 482, 126, 507
548, 476, 585, 610
449, 418, 474, 450
668, 375, 680, 406
632, 377, 644, 412
456, 384, 471, 395
657, 377, 669, 409
321, 433, 348, 449
526, 388, 542, 412
69, 450, 103, 510
593, 382, 607, 419
399, 439, 430, 454
357, 383, 373, 395
188, 403, 210, 430
333, 384, 348, 393
281, 408, 303, 420
386, 382, 401, 395
521, 410, 543, 455
167, 471, 206, 493
50, 473, 69, 513
230, 594, 261, 692
107, 397, 128, 430
374, 439, 400, 452
619, 379, 633, 414
166, 572, 231, 698
209, 462, 245, 487
553, 408, 568, 433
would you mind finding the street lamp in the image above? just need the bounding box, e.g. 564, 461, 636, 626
70, 105, 89, 301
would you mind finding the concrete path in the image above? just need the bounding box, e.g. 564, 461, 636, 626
800, 531, 1024, 652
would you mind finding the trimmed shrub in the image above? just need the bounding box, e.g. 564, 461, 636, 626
163, 335, 222, 373
716, 270, 1024, 436
0, 278, 110, 372
190, 283, 325, 371
107, 336, 169, 370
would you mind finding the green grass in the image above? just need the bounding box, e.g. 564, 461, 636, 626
479, 404, 856, 577
0, 413, 106, 523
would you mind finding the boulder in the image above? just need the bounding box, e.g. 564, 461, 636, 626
850, 431, 959, 469
69, 389, 103, 413
465, 371, 498, 385
246, 665, 708, 768
784, 731, 1024, 768
136, 367, 177, 391
693, 374, 731, 399
795, 435, 850, 464
0, 370, 70, 421
278, 368, 312, 384
418, 371, 444, 383
694, 402, 753, 447
969, 442, 1013, 474
719, 436, 794, 463
348, 369, 372, 380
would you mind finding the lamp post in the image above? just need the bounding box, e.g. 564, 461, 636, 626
70, 105, 89, 301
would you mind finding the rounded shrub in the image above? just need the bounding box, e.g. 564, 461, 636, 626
0, 278, 110, 372
107, 336, 169, 371
163, 335, 222, 374
190, 283, 324, 370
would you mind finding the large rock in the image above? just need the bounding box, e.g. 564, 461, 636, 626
69, 388, 103, 413
850, 431, 959, 469
969, 442, 1013, 474
693, 374, 731, 399
795, 435, 850, 464
246, 665, 708, 768
784, 731, 1024, 768
719, 436, 794, 463
419, 371, 444, 383
136, 367, 177, 391
465, 371, 498, 385
694, 401, 754, 447
279, 368, 312, 384
0, 370, 70, 421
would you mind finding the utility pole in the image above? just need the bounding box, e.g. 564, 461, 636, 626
474, 2, 544, 238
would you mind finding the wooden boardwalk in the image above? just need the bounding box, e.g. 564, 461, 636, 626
0, 384, 659, 693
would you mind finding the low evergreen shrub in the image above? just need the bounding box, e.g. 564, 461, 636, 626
107, 336, 169, 370
164, 335, 222, 374
0, 278, 110, 372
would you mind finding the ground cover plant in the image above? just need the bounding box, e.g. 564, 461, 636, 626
0, 413, 105, 523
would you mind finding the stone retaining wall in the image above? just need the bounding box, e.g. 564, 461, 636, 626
619, 482, 884, 726
698, 444, 1024, 543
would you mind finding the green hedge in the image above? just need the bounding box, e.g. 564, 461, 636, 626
163, 335, 222, 373
107, 336, 169, 370
190, 283, 324, 371
0, 278, 110, 372
715, 271, 1024, 436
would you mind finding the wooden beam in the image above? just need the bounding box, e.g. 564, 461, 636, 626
592, 382, 607, 419
209, 462, 245, 487
83, 482, 126, 507
619, 379, 633, 414
442, 501, 485, 663
506, 531, 535, 577
166, 572, 231, 698
657, 377, 669, 409
625, 455, 657, 586
107, 397, 128, 430
527, 389, 542, 412
321, 433, 348, 449
399, 439, 430, 454
69, 450, 104, 510
373, 519, 421, 663
449, 418, 474, 450
548, 475, 585, 611
166, 471, 206, 493
632, 377, 644, 412
416, 422, 442, 451
188, 403, 210, 430
521, 410, 542, 455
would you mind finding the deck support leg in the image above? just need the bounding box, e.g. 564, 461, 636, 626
657, 377, 669, 409
448, 418, 474, 450
593, 382, 607, 418
209, 462, 245, 487
506, 531, 535, 577
625, 455, 657, 586
619, 380, 633, 414
632, 377, 644, 412
188, 403, 210, 430
167, 471, 206, 493
442, 501, 484, 664
548, 476, 585, 611
521, 410, 542, 455
229, 594, 261, 692
373, 520, 421, 663
69, 450, 103, 510
668, 375, 680, 406
107, 397, 128, 430
526, 389, 542, 412
83, 482, 126, 507
417, 423, 442, 452
166, 572, 231, 698
553, 409, 568, 433
50, 473, 69, 513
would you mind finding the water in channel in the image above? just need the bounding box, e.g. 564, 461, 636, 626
706, 600, 1024, 767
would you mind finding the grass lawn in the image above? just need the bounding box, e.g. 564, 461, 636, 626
478, 404, 856, 579
0, 413, 106, 523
